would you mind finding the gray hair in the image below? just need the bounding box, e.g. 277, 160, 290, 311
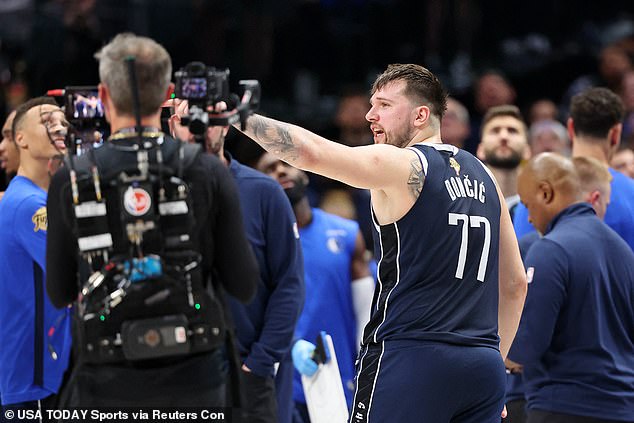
529, 120, 569, 145
446, 97, 470, 125
95, 33, 172, 117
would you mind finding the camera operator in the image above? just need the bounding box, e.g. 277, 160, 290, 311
46, 33, 259, 407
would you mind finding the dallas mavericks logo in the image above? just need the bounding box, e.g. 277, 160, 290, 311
327, 237, 343, 253
123, 187, 152, 216
326, 229, 347, 253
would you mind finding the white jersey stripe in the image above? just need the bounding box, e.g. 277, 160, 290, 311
366, 341, 385, 423
372, 213, 384, 313
349, 345, 371, 423
406, 146, 429, 176
429, 142, 459, 155
475, 157, 499, 188
411, 142, 459, 155
373, 222, 402, 342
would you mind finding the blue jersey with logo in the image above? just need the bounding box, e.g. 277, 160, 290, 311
363, 144, 501, 349
514, 168, 634, 252
509, 204, 634, 421
0, 176, 72, 405
293, 208, 358, 406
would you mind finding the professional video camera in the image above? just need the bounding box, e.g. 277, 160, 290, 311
174, 61, 260, 137
48, 86, 109, 156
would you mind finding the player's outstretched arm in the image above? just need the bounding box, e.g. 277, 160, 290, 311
237, 114, 414, 195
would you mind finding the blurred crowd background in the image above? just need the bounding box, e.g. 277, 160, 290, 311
0, 0, 632, 148
1, 4, 633, 420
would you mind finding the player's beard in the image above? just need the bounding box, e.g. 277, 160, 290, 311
284, 177, 307, 206
484, 149, 523, 169
387, 125, 415, 148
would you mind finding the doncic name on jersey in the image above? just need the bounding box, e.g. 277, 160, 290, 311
444, 157, 486, 204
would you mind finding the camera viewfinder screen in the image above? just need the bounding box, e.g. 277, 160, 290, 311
72, 92, 104, 120
181, 77, 207, 99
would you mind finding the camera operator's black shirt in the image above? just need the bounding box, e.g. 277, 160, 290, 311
45, 134, 258, 406
46, 134, 258, 308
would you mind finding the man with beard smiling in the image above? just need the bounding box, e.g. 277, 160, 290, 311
476, 105, 531, 220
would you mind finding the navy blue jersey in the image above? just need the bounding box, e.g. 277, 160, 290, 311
363, 144, 501, 349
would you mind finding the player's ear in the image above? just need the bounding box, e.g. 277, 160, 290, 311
413, 105, 430, 128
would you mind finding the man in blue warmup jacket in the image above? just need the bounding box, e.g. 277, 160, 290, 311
256, 152, 374, 422
506, 155, 614, 423
508, 153, 634, 423
169, 101, 304, 423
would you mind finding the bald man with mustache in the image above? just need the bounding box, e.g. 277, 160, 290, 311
507, 153, 634, 423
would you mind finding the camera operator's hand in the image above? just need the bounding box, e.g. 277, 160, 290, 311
168, 98, 230, 157
167, 99, 196, 143
205, 101, 229, 156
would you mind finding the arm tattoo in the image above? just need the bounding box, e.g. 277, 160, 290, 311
250, 115, 268, 140
407, 157, 424, 200
247, 115, 299, 161
275, 125, 296, 159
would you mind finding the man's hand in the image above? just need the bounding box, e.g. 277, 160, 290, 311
204, 101, 229, 155
505, 357, 523, 374
168, 99, 195, 143
502, 358, 522, 419
291, 339, 318, 377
